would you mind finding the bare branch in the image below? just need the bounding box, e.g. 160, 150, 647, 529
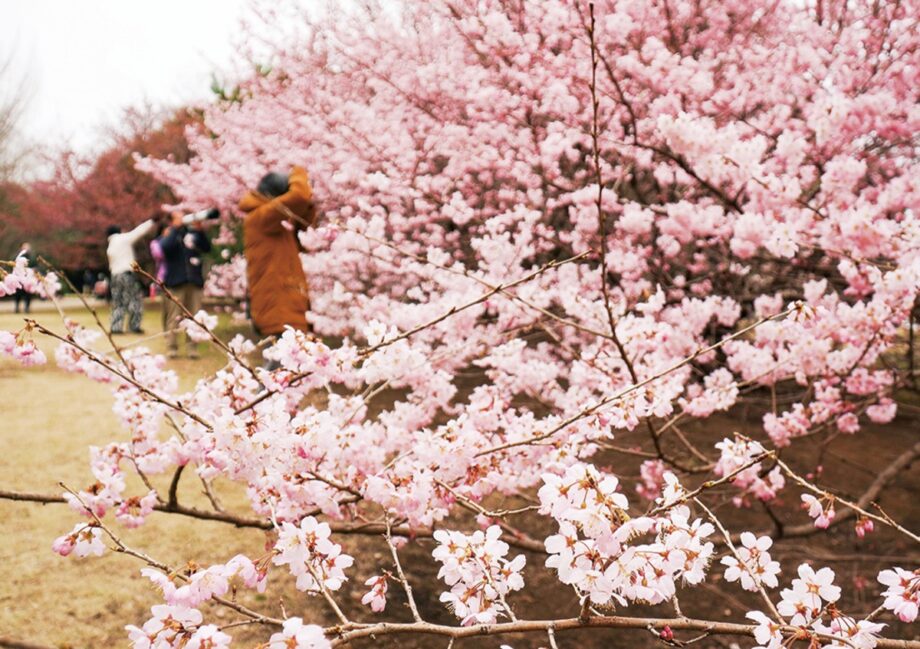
385, 518, 423, 623
327, 614, 920, 648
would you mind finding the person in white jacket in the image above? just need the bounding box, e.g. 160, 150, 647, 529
106, 218, 156, 334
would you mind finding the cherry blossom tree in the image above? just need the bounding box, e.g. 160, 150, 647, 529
2, 0, 920, 647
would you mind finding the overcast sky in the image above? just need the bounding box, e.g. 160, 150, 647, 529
0, 0, 261, 156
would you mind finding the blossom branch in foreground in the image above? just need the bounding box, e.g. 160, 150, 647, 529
26, 319, 213, 429
774, 449, 920, 545
58, 483, 283, 628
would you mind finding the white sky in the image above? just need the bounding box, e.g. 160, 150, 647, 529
0, 0, 262, 156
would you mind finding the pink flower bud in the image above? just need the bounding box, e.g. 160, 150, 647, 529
52, 534, 75, 557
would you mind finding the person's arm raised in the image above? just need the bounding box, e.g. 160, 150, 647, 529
280, 166, 313, 210
125, 219, 156, 245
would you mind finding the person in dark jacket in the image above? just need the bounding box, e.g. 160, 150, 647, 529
158, 213, 211, 358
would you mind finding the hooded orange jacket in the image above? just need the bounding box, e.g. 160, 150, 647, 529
239, 166, 316, 336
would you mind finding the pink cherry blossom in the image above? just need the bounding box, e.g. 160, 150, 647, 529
0, 328, 47, 367
361, 575, 388, 613
125, 604, 203, 649
185, 625, 232, 649
746, 610, 782, 649
433, 526, 525, 625
877, 568, 920, 623
114, 490, 158, 528
855, 517, 875, 539
636, 459, 667, 501
52, 523, 106, 558
813, 617, 886, 649
273, 517, 354, 593
721, 532, 781, 591
179, 310, 219, 343
801, 494, 836, 529
777, 563, 841, 625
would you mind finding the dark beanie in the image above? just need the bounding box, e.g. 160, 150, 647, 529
106, 225, 122, 237
257, 172, 289, 198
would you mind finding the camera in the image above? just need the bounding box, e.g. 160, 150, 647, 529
181, 208, 221, 225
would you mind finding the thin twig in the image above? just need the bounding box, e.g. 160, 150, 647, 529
774, 448, 920, 544
693, 498, 783, 623
385, 518, 423, 623
27, 319, 213, 429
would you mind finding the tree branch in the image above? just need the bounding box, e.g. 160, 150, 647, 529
326, 615, 920, 648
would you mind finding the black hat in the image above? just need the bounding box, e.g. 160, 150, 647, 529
106, 225, 122, 237
257, 172, 289, 198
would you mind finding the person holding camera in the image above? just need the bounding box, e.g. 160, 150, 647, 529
158, 211, 213, 358
106, 218, 157, 334
239, 166, 317, 342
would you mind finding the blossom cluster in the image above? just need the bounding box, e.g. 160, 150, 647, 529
267, 618, 330, 649
51, 522, 106, 558
142, 554, 267, 609
878, 568, 920, 624
713, 436, 784, 505
721, 532, 781, 592
203, 253, 247, 301
0, 256, 60, 299
432, 525, 525, 625
125, 605, 225, 649
802, 494, 837, 530
0, 327, 47, 366
272, 517, 354, 593
748, 564, 886, 649
540, 464, 714, 606
179, 309, 219, 342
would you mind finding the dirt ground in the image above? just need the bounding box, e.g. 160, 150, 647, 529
0, 303, 918, 649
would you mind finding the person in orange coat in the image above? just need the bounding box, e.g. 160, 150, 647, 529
239, 166, 317, 337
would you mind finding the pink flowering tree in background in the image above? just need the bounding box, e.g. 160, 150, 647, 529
2, 0, 920, 647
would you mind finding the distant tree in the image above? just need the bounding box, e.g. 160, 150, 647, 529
0, 51, 31, 257
0, 181, 29, 258
0, 52, 28, 180
2, 108, 198, 270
